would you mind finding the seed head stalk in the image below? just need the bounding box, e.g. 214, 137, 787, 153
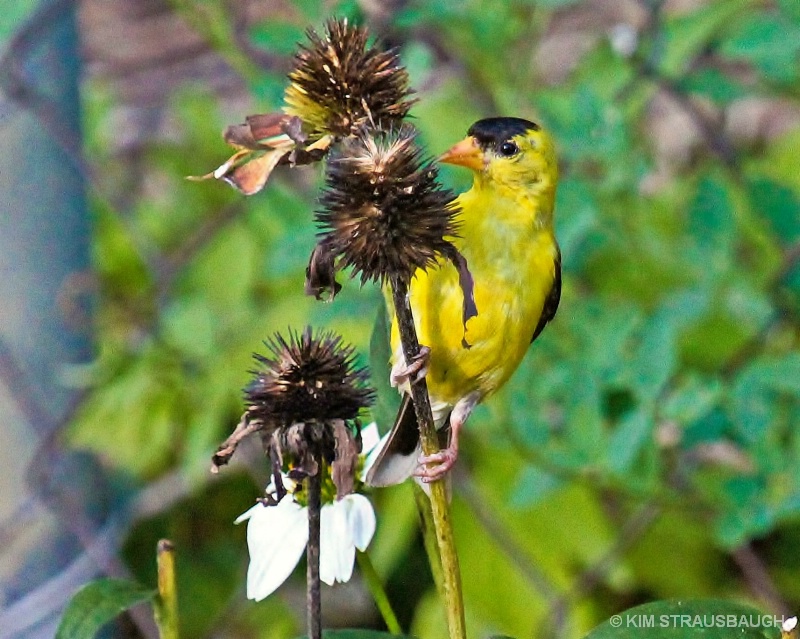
389, 275, 466, 639
307, 461, 322, 639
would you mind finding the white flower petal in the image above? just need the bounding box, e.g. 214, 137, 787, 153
241, 497, 308, 601
319, 504, 342, 585
335, 536, 356, 583
343, 494, 376, 551
360, 422, 381, 455
332, 500, 356, 583
320, 500, 357, 585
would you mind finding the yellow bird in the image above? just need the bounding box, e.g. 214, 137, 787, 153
366, 117, 561, 486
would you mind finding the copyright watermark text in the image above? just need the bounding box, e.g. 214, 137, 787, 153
609, 614, 790, 630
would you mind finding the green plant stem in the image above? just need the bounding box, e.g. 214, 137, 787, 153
307, 466, 322, 639
390, 275, 466, 639
414, 483, 445, 597
155, 539, 179, 639
356, 551, 402, 635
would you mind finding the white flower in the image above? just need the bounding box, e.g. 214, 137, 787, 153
235, 422, 380, 601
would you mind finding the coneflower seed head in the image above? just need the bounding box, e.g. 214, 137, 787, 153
284, 18, 415, 139
245, 327, 374, 425
313, 126, 459, 286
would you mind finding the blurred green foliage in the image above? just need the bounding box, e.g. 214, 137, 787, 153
65, 0, 799, 637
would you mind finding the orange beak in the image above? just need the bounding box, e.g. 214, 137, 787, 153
438, 136, 484, 171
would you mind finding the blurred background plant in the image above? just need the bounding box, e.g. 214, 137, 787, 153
1, 0, 799, 638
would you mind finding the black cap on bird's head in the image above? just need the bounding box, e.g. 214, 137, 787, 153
467, 117, 540, 148
439, 116, 541, 171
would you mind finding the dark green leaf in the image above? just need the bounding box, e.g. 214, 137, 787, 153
584, 599, 780, 639
715, 477, 772, 548
677, 68, 746, 104
554, 177, 599, 268
661, 375, 723, 427
56, 578, 155, 639
606, 410, 653, 473
688, 175, 734, 258
369, 301, 401, 433
746, 178, 800, 244
731, 353, 800, 443
632, 291, 707, 400
719, 13, 800, 82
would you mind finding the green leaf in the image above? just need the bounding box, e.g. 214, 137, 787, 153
56, 578, 155, 639
632, 291, 707, 400
719, 13, 800, 82
677, 68, 746, 104
606, 409, 653, 473
688, 175, 734, 259
249, 20, 307, 56
554, 177, 599, 268
746, 178, 800, 245
584, 599, 780, 639
715, 476, 772, 548
731, 353, 800, 443
778, 0, 800, 22
297, 631, 413, 639
369, 301, 400, 433
660, 0, 752, 76
511, 466, 564, 508
661, 375, 723, 427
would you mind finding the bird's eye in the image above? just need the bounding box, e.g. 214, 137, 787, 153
499, 141, 519, 157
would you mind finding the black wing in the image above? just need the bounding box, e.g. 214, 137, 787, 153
530, 246, 562, 344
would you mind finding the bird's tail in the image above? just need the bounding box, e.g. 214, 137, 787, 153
365, 394, 420, 486
365, 394, 450, 487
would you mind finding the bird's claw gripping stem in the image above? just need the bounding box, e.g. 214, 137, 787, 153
390, 345, 431, 387
414, 446, 458, 483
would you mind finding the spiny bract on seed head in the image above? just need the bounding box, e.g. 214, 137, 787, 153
245, 327, 374, 425
314, 126, 459, 286
284, 17, 415, 139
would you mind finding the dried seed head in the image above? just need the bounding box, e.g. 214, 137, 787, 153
245, 327, 374, 425
284, 18, 415, 139
312, 126, 460, 287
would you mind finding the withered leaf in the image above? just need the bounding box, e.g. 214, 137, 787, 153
331, 419, 359, 499
220, 148, 289, 196
245, 113, 302, 147
280, 422, 320, 477
305, 239, 342, 301
210, 413, 264, 473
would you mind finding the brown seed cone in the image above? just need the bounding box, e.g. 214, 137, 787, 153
284, 17, 415, 139
245, 327, 374, 426
312, 126, 461, 288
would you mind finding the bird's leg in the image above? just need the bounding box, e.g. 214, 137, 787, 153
415, 392, 480, 483
390, 345, 431, 387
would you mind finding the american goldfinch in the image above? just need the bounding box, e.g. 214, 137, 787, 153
367, 117, 561, 485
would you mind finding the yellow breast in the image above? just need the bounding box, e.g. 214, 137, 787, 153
390, 186, 559, 410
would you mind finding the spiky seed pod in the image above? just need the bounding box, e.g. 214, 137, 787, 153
245, 327, 374, 427
284, 18, 415, 139
312, 126, 461, 287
